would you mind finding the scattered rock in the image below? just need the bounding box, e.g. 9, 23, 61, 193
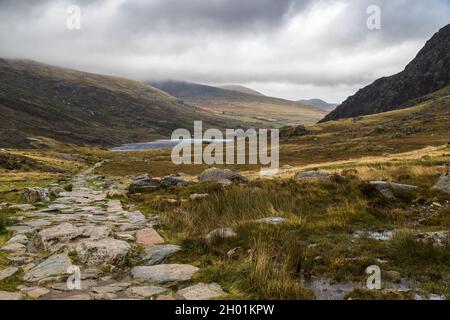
160, 175, 192, 188
24, 253, 72, 282
19, 188, 50, 203
176, 283, 226, 300
75, 238, 131, 267
126, 286, 167, 299
206, 228, 237, 243
4, 234, 28, 246
189, 193, 209, 201
353, 230, 394, 241
127, 176, 161, 193
0, 267, 19, 281
369, 181, 418, 199
140, 245, 181, 265
255, 217, 287, 225
199, 168, 248, 183
136, 228, 164, 247
294, 171, 336, 181
131, 264, 199, 283
415, 231, 449, 246
433, 171, 450, 194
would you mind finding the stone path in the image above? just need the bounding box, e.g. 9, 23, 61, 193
0, 163, 225, 300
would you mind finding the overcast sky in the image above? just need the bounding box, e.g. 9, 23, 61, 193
0, 0, 449, 102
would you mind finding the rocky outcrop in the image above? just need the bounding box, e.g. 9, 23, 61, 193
160, 175, 192, 188
206, 228, 237, 243
321, 24, 450, 122
19, 188, 50, 203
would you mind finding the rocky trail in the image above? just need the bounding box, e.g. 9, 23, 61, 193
0, 163, 226, 300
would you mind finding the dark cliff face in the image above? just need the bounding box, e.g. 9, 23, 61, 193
320, 24, 450, 123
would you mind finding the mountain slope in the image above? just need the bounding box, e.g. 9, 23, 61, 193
0, 59, 237, 148
220, 85, 264, 96
298, 99, 337, 111
321, 24, 450, 122
149, 81, 327, 127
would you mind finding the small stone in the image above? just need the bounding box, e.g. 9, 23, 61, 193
255, 217, 287, 225
0, 267, 19, 281
294, 171, 336, 181
190, 193, 209, 201
92, 292, 118, 300
140, 245, 181, 265
176, 283, 226, 300
5, 234, 29, 246
206, 228, 237, 243
433, 171, 450, 194
136, 228, 164, 247
131, 264, 199, 283
19, 187, 50, 203
126, 286, 167, 299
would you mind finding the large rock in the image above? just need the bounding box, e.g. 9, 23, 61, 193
160, 175, 192, 188
131, 264, 199, 283
294, 171, 336, 181
24, 253, 72, 282
136, 228, 164, 247
198, 168, 248, 184
75, 238, 131, 266
0, 267, 19, 281
433, 171, 450, 194
127, 176, 161, 193
19, 187, 50, 203
37, 223, 85, 250
206, 228, 237, 243
369, 181, 418, 199
140, 245, 181, 265
176, 283, 226, 300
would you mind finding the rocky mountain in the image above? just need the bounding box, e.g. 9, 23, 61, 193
298, 99, 338, 112
0, 60, 236, 148
220, 85, 264, 96
321, 24, 450, 122
149, 80, 327, 127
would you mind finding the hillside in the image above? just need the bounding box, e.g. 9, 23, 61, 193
220, 85, 264, 96
0, 59, 238, 148
298, 99, 338, 111
321, 24, 450, 122
149, 81, 327, 127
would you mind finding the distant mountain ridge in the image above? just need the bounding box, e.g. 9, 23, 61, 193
321, 24, 450, 122
149, 80, 327, 127
0, 59, 236, 148
298, 99, 338, 111
220, 85, 265, 96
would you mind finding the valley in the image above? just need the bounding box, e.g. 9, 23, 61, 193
0, 85, 449, 300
